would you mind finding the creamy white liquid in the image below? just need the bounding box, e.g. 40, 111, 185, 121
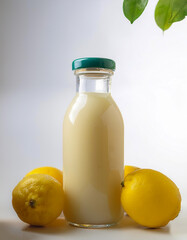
63, 92, 124, 225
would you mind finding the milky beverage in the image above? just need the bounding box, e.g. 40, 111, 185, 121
63, 59, 124, 227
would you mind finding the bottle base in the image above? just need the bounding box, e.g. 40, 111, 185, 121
68, 221, 117, 229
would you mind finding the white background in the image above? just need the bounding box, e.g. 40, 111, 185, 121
0, 0, 187, 239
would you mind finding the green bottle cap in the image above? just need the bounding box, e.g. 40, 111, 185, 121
72, 57, 116, 71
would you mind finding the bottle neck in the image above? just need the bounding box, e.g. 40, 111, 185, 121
75, 68, 113, 94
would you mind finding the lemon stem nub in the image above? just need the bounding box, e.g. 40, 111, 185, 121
121, 180, 124, 187
29, 199, 36, 208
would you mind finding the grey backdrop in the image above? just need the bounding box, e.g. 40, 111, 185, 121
0, 0, 187, 216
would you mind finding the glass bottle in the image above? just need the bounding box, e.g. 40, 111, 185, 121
63, 58, 124, 228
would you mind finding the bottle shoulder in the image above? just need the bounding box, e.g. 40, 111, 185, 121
64, 93, 124, 126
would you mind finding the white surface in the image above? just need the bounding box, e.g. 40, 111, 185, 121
0, 207, 187, 240
0, 0, 187, 239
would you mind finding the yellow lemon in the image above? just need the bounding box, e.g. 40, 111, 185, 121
26, 166, 63, 185
121, 169, 181, 228
124, 165, 140, 178
12, 174, 64, 226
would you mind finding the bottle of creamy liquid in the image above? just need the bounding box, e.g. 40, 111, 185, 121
63, 57, 124, 228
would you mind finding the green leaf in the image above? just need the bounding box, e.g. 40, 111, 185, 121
155, 0, 187, 31
123, 0, 149, 24
170, 0, 187, 22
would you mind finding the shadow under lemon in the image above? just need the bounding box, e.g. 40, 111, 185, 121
111, 214, 171, 234
23, 217, 76, 235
